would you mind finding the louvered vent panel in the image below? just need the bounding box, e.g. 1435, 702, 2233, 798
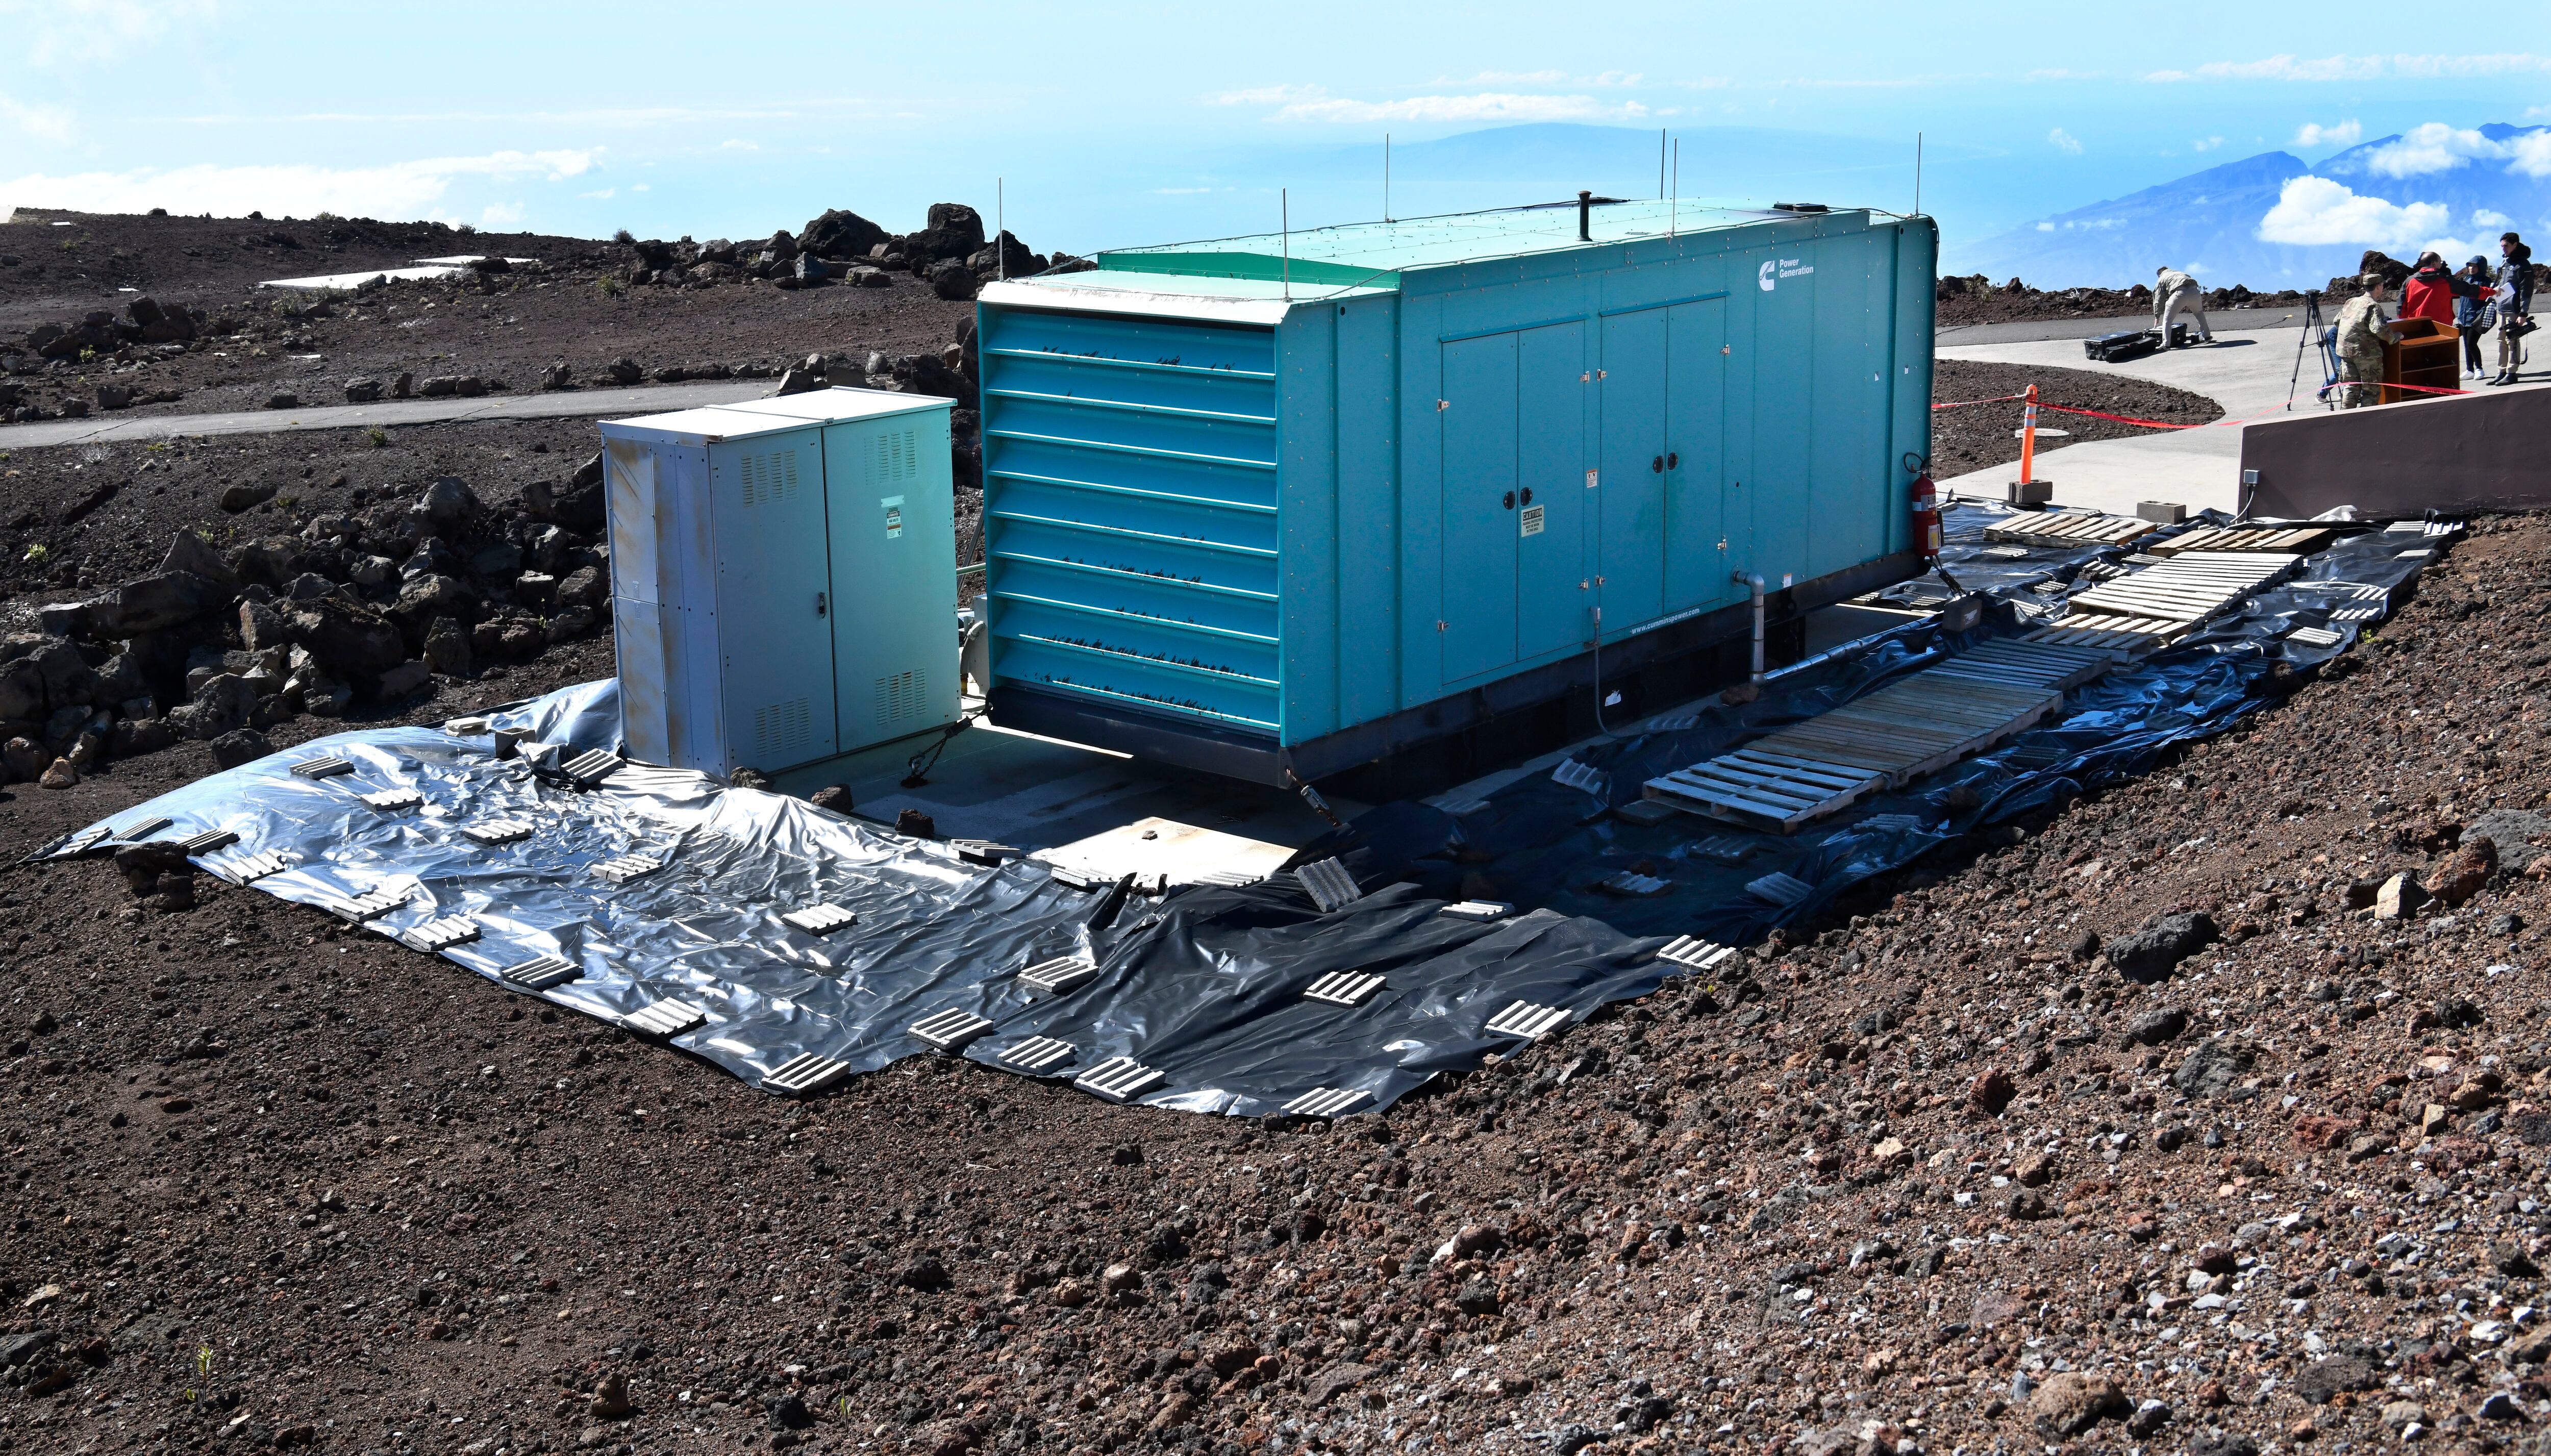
753, 696, 814, 759
874, 671, 923, 725
878, 429, 918, 483
737, 450, 802, 508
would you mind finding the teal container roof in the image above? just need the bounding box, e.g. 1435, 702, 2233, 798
1098, 198, 1872, 287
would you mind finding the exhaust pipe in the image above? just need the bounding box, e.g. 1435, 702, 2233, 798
1577, 190, 1592, 241
1734, 571, 1766, 683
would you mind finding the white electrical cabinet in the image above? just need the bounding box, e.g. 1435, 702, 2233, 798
599, 388, 959, 777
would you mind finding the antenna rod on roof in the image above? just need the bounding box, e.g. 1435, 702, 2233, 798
1577, 189, 1591, 242
1385, 134, 1391, 222
1659, 128, 1666, 199
1914, 133, 1923, 217
1282, 188, 1290, 300
1671, 140, 1679, 238
997, 178, 1005, 281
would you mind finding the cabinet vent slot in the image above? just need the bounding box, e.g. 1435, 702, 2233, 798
738, 449, 801, 509
874, 671, 923, 724
878, 429, 918, 482
753, 696, 813, 759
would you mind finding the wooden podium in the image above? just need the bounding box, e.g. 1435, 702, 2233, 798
2383, 318, 2461, 404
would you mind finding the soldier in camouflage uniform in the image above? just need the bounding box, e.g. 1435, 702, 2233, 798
2333, 274, 2401, 409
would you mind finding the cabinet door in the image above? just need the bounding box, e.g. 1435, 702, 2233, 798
1663, 298, 1733, 613
1596, 310, 1668, 631
710, 429, 839, 771
827, 411, 960, 750
1516, 321, 1590, 661
1439, 333, 1519, 683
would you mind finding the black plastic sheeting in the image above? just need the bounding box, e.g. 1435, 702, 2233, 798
35, 712, 1671, 1118
1314, 519, 2451, 945
33, 517, 2448, 1118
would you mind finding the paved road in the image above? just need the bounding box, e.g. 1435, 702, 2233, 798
1936, 322, 2547, 518
1934, 306, 2312, 347
0, 380, 774, 450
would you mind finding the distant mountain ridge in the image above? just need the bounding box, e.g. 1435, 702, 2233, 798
1956, 123, 2551, 289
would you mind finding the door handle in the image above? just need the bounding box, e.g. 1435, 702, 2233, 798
815, 591, 828, 618
1666, 451, 1679, 469
1520, 486, 1533, 506
1650, 456, 1663, 473
1502, 490, 1515, 510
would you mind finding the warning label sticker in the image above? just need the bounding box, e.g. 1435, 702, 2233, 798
1519, 504, 1546, 538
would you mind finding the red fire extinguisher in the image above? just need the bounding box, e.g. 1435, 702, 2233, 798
1909, 462, 1942, 559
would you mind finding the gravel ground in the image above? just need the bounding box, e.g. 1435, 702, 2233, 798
2, 211, 2544, 1456
5, 513, 2550, 1456
1928, 360, 2225, 482
3, 209, 978, 425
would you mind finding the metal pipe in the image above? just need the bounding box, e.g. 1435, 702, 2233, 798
1577, 190, 1592, 241
1734, 570, 1766, 682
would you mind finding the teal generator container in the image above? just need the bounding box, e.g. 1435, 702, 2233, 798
973, 198, 1937, 785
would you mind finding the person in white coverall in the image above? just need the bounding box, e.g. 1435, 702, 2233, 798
2153, 266, 2213, 346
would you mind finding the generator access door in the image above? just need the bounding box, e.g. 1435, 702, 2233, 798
1438, 322, 1589, 683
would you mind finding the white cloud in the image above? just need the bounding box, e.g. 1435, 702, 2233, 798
2510, 132, 2551, 179
2294, 120, 2362, 147
718, 138, 759, 152
1214, 84, 1645, 124
2192, 136, 2224, 152
2027, 68, 2098, 81
1, 0, 214, 68
1459, 70, 1565, 85
2149, 52, 2551, 82
578, 187, 615, 199
0, 94, 72, 141
2473, 208, 2513, 227
0, 149, 600, 221
2036, 221, 2055, 232
480, 202, 523, 227
2422, 233, 2506, 264
2257, 175, 2448, 247
2365, 122, 2504, 177
2047, 127, 2083, 155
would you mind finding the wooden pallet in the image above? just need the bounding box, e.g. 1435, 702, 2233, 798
1919, 639, 2116, 694
2019, 615, 2187, 657
1642, 639, 2116, 833
1983, 510, 2155, 549
2064, 551, 2294, 622
2146, 525, 2334, 557
1645, 749, 1886, 833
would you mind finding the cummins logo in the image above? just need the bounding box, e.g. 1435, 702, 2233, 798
1759, 258, 1816, 291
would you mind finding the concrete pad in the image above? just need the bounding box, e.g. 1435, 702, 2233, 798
1935, 306, 2301, 347
765, 704, 1343, 860
1037, 816, 1299, 887
0, 380, 774, 450
1935, 324, 2325, 518
259, 256, 537, 290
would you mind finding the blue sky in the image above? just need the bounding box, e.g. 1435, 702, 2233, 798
3, 0, 2547, 261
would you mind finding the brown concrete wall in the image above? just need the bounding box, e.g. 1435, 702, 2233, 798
2241, 386, 2551, 519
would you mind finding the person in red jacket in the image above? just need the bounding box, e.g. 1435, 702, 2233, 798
2400, 252, 2477, 324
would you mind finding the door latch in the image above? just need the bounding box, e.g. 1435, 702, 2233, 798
1501, 491, 1515, 510
1650, 456, 1663, 473
815, 591, 828, 618
1520, 486, 1533, 506
1436, 399, 1450, 412
1666, 452, 1679, 469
